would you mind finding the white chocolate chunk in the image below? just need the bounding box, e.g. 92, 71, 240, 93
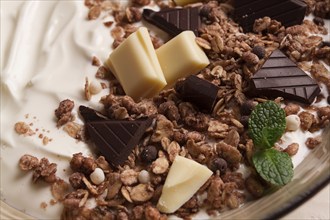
157, 156, 212, 213
173, 0, 203, 6
105, 27, 167, 101
156, 31, 210, 87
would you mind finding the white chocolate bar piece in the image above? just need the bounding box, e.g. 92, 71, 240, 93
173, 0, 204, 6
105, 27, 167, 101
156, 31, 210, 87
157, 156, 213, 213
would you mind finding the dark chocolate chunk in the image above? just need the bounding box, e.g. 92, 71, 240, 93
79, 106, 152, 166
249, 49, 321, 104
79, 105, 108, 122
87, 119, 152, 167
142, 7, 202, 37
234, 0, 307, 32
175, 75, 219, 112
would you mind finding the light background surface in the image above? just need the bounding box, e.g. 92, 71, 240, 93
283, 184, 330, 220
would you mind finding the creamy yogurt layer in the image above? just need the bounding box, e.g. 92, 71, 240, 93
1, 0, 329, 219
1, 1, 112, 218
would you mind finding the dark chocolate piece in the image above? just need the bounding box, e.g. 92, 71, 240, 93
143, 7, 202, 37
79, 106, 152, 166
250, 49, 321, 104
175, 75, 219, 112
234, 0, 307, 32
79, 105, 108, 122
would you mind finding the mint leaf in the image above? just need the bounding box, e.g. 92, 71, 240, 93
248, 101, 293, 186
248, 101, 286, 149
253, 148, 293, 186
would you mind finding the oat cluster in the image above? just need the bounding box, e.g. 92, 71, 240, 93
18, 0, 330, 219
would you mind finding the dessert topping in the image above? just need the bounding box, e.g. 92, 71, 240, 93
157, 155, 212, 213
156, 31, 210, 87
143, 7, 202, 37
105, 27, 167, 100
175, 75, 219, 112
80, 106, 153, 166
106, 27, 209, 100
250, 49, 321, 104
249, 101, 293, 186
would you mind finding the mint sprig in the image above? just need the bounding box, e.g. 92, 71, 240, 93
249, 101, 286, 149
248, 101, 293, 186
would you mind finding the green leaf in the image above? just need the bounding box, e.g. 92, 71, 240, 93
248, 101, 286, 149
253, 149, 293, 186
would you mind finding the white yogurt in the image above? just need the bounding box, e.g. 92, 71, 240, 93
1, 1, 113, 218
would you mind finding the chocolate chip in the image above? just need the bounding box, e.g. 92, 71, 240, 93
211, 158, 227, 173
327, 96, 330, 105
313, 17, 325, 26
240, 100, 256, 116
140, 145, 158, 163
252, 46, 266, 59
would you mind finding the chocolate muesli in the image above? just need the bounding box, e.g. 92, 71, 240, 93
2, 0, 328, 219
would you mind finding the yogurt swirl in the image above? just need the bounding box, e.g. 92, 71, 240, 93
1, 1, 113, 218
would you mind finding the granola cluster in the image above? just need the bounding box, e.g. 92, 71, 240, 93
17, 0, 330, 219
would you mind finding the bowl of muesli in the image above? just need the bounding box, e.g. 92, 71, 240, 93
1, 0, 329, 219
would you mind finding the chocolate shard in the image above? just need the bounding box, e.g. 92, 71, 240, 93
249, 49, 321, 104
142, 7, 202, 37
175, 75, 219, 112
79, 105, 108, 122
234, 0, 307, 32
79, 106, 152, 166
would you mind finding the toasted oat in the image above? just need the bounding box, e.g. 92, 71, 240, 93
51, 179, 71, 201
84, 77, 91, 101
151, 157, 169, 174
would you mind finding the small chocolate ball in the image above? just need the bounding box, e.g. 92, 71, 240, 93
140, 145, 158, 163
211, 158, 228, 173
252, 45, 266, 59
